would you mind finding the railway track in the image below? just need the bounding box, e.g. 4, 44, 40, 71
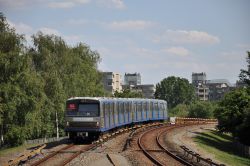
137, 124, 193, 166
30, 143, 95, 166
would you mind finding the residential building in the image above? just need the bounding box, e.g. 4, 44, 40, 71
206, 79, 233, 101
124, 73, 141, 86
196, 84, 209, 101
192, 72, 207, 86
102, 72, 122, 94
122, 84, 155, 98
192, 72, 234, 101
192, 72, 209, 101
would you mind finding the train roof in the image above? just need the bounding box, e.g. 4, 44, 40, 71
67, 97, 167, 103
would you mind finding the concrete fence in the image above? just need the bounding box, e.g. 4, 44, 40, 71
234, 141, 250, 158
24, 136, 68, 145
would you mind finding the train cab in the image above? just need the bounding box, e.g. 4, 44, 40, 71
65, 98, 101, 139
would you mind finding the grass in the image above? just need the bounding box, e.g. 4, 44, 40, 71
194, 130, 250, 166
0, 143, 40, 156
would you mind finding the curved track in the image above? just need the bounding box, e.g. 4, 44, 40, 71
30, 143, 95, 166
138, 124, 193, 166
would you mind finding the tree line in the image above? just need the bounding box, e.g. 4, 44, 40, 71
0, 13, 104, 146
154, 52, 250, 145
1, 11, 249, 147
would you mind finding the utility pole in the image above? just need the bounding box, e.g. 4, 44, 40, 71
56, 111, 59, 140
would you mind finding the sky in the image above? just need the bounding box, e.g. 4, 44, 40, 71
1, 0, 250, 85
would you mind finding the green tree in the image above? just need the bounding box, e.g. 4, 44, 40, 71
155, 76, 196, 108
214, 88, 250, 145
239, 51, 250, 86
0, 13, 47, 145
0, 13, 105, 146
169, 104, 189, 117
114, 89, 143, 98
188, 101, 215, 118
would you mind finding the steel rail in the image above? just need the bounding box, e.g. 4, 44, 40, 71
30, 143, 75, 166
156, 128, 194, 166
59, 144, 95, 166
137, 126, 165, 166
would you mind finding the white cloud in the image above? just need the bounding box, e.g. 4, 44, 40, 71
48, 2, 75, 8
0, 0, 42, 9
162, 47, 190, 56
39, 27, 61, 36
48, 0, 90, 8
236, 43, 250, 50
64, 35, 81, 45
67, 19, 89, 25
7, 20, 33, 34
108, 20, 154, 30
73, 0, 90, 4
97, 0, 125, 9
155, 30, 220, 44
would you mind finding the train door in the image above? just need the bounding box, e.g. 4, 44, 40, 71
143, 102, 147, 120
113, 102, 117, 126
159, 103, 164, 118
124, 102, 127, 123
155, 103, 159, 119
100, 102, 105, 128
144, 102, 148, 120
138, 103, 142, 121
110, 102, 114, 127
129, 102, 132, 123
117, 102, 120, 125
122, 102, 125, 124
164, 103, 167, 119
104, 103, 108, 129
135, 102, 138, 121
151, 102, 154, 119
118, 102, 124, 124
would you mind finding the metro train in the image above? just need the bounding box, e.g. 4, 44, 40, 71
65, 97, 168, 139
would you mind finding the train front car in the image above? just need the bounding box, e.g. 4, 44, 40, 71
65, 97, 101, 140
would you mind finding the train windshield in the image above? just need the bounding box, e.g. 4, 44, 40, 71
78, 103, 99, 117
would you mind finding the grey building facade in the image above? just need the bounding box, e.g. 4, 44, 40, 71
122, 84, 155, 99
192, 72, 209, 101
206, 79, 232, 101
192, 72, 234, 101
124, 73, 141, 86
102, 72, 122, 94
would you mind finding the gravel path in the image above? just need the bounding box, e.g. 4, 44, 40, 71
68, 132, 132, 166
164, 124, 223, 164
1, 124, 220, 166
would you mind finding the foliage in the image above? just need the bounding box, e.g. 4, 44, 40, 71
0, 13, 104, 146
188, 101, 215, 118
194, 130, 250, 166
239, 51, 250, 86
169, 104, 189, 117
214, 88, 250, 145
4, 126, 26, 146
114, 89, 143, 98
155, 76, 196, 108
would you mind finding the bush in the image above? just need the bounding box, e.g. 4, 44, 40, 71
169, 104, 189, 117
188, 101, 215, 118
5, 126, 26, 146
214, 88, 250, 145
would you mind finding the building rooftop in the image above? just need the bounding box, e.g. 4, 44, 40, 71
207, 79, 232, 87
